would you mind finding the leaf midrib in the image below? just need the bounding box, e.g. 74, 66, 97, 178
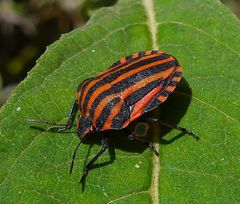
141, 0, 160, 204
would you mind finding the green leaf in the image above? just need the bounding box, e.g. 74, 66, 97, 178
1, 0, 240, 203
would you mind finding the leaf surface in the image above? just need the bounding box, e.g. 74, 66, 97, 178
0, 0, 240, 203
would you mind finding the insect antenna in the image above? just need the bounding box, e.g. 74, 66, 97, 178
69, 138, 83, 175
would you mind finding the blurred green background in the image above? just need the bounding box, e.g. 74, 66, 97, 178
0, 0, 239, 106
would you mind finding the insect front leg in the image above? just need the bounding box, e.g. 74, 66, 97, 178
28, 100, 79, 132
80, 136, 109, 183
49, 100, 79, 132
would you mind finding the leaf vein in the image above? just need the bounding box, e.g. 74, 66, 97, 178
167, 166, 240, 181
158, 21, 240, 58
106, 190, 148, 204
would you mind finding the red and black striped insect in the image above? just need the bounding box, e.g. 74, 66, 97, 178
29, 50, 198, 182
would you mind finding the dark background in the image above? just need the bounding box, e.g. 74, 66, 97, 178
0, 0, 238, 106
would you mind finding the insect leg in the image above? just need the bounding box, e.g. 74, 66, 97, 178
146, 117, 199, 140
127, 134, 159, 156
49, 100, 79, 132
28, 100, 79, 132
80, 136, 109, 183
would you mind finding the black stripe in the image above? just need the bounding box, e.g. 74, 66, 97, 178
151, 50, 158, 54
174, 71, 182, 77
78, 77, 98, 108
95, 97, 121, 130
108, 54, 134, 69
168, 80, 178, 87
80, 79, 106, 113
143, 98, 160, 112
111, 102, 130, 129
125, 78, 165, 106
77, 77, 94, 92
88, 60, 177, 118
110, 59, 176, 89
103, 53, 170, 79
125, 55, 133, 61
77, 116, 92, 136
160, 90, 171, 97
82, 54, 172, 111
109, 60, 121, 68
138, 51, 145, 57
106, 54, 171, 81
143, 69, 181, 113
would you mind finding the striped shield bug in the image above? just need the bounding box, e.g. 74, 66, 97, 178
28, 50, 198, 182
